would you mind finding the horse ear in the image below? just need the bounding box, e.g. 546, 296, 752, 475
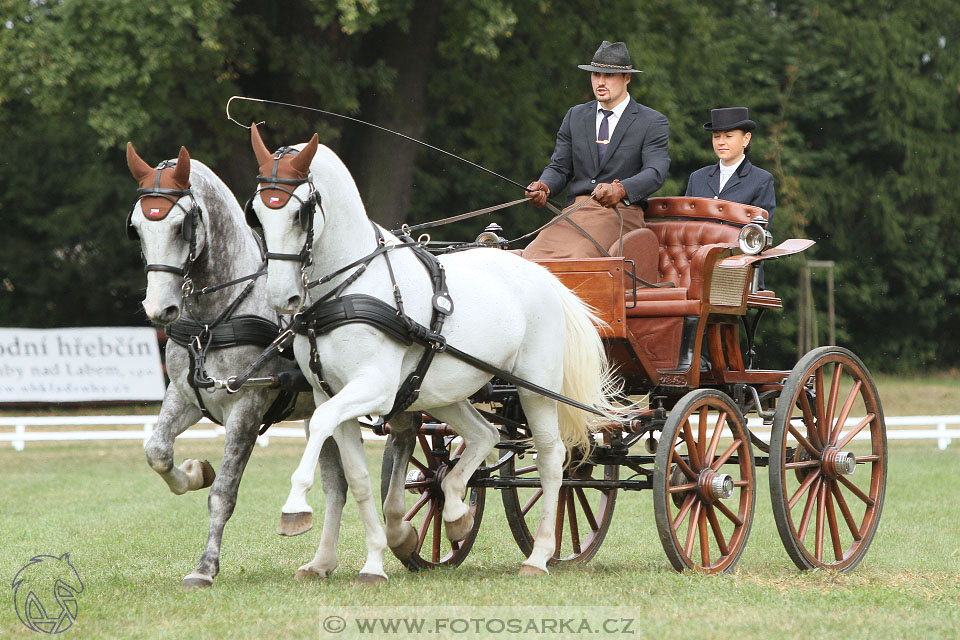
172, 146, 191, 187
290, 133, 319, 175
126, 142, 152, 182
251, 123, 273, 167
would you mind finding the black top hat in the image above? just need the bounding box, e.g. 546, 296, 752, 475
703, 107, 756, 131
578, 41, 642, 74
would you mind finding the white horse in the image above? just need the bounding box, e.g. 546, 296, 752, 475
125, 144, 347, 588
246, 125, 622, 580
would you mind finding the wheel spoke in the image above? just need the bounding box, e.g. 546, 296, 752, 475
673, 493, 696, 529
671, 450, 698, 481
515, 464, 538, 476
830, 380, 862, 444
815, 369, 827, 445
855, 454, 880, 463
574, 487, 599, 532
681, 420, 704, 470
698, 407, 708, 463
698, 508, 710, 567
404, 492, 431, 521
714, 499, 743, 527
567, 490, 582, 555
705, 504, 729, 556
838, 474, 875, 506
417, 503, 434, 548
668, 482, 698, 493
825, 482, 844, 561
837, 413, 875, 450
409, 456, 430, 474
685, 501, 702, 558
784, 459, 821, 470
815, 479, 827, 562
788, 424, 821, 457
705, 411, 728, 464
797, 476, 821, 542
788, 468, 821, 510
830, 480, 863, 541
798, 391, 824, 450
711, 440, 740, 471
824, 363, 844, 444
432, 506, 442, 562
521, 488, 543, 516
418, 434, 437, 468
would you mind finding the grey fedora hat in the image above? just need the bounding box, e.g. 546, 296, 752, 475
577, 41, 642, 74
703, 107, 756, 131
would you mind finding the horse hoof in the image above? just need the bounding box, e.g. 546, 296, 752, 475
181, 572, 214, 589
199, 460, 216, 488
389, 522, 419, 561
277, 512, 313, 536
356, 573, 388, 586
445, 511, 474, 542
518, 564, 549, 577
295, 565, 335, 580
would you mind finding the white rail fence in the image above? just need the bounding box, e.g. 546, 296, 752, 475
1, 414, 958, 451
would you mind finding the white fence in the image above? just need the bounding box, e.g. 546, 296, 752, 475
1, 414, 958, 451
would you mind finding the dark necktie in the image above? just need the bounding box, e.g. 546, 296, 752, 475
597, 109, 614, 164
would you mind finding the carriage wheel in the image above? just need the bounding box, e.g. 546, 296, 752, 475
386, 432, 485, 570
500, 442, 617, 565
769, 347, 886, 571
652, 389, 756, 574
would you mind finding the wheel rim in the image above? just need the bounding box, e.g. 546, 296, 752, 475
654, 390, 755, 574
770, 347, 886, 571
400, 433, 484, 569
500, 439, 617, 564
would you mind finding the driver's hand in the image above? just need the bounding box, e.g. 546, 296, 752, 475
525, 181, 550, 207
591, 180, 627, 207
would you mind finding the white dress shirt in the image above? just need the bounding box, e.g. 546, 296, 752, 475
595, 94, 631, 142
718, 156, 745, 192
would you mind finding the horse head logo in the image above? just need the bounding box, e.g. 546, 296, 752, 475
12, 553, 84, 634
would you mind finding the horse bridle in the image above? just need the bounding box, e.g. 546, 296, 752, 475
126, 159, 203, 287
244, 146, 325, 303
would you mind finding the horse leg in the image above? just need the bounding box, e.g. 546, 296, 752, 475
143, 387, 208, 495
379, 413, 420, 561
182, 405, 260, 589
328, 420, 389, 583
294, 436, 347, 579
426, 401, 499, 542
516, 391, 565, 576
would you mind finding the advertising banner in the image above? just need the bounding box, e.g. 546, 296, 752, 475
0, 327, 166, 402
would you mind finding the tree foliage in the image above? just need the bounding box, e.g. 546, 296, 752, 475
0, 0, 958, 371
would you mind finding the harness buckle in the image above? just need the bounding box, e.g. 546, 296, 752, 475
182, 278, 195, 298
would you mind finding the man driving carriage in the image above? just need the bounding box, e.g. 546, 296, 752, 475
523, 40, 671, 259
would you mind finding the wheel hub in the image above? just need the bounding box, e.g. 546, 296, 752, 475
821, 447, 857, 478
405, 469, 426, 494
698, 469, 735, 502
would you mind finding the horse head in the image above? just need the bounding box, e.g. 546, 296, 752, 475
126, 143, 205, 325
247, 123, 319, 314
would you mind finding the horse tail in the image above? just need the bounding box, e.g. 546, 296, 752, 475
547, 277, 627, 458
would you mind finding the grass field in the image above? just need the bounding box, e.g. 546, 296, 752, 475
2, 432, 958, 639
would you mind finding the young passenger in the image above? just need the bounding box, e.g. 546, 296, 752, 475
685, 107, 776, 286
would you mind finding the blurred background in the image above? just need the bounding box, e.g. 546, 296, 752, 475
1, 0, 958, 373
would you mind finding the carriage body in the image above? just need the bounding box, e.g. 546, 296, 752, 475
402, 197, 886, 575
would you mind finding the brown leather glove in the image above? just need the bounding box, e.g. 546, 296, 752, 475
591, 180, 627, 208
525, 181, 550, 207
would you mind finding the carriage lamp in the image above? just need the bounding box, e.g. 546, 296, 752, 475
476, 223, 506, 248
738, 216, 773, 256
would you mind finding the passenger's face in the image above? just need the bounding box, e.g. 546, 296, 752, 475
591, 72, 630, 108
712, 129, 752, 165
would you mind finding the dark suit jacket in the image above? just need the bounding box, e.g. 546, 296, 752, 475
684, 157, 776, 222
539, 96, 670, 206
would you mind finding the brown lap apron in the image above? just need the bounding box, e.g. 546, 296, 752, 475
522, 195, 646, 259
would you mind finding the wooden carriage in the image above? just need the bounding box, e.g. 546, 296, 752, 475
394, 197, 887, 575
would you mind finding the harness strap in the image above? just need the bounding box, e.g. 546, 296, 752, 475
393, 198, 529, 236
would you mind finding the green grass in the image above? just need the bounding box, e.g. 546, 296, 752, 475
1, 437, 958, 639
